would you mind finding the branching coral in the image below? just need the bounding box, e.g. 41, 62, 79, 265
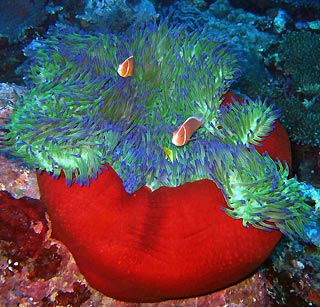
1, 22, 317, 242
277, 31, 320, 90
277, 95, 320, 147
263, 30, 320, 148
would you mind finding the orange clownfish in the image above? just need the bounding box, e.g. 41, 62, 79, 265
172, 116, 203, 147
117, 56, 134, 78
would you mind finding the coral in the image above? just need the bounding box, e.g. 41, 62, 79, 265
277, 31, 320, 90
292, 144, 320, 188
262, 30, 320, 148
266, 237, 320, 306
76, 0, 157, 31
0, 0, 68, 83
0, 191, 48, 262
277, 95, 320, 147
2, 22, 319, 302
165, 0, 209, 30
229, 0, 320, 21
0, 0, 47, 44
0, 191, 95, 306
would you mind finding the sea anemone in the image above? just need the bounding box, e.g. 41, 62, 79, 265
1, 22, 318, 302
4, 22, 240, 192
2, 19, 315, 243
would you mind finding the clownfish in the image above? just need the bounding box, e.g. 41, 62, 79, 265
172, 116, 203, 147
117, 56, 134, 78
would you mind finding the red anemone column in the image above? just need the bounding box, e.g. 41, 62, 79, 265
37, 92, 291, 302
